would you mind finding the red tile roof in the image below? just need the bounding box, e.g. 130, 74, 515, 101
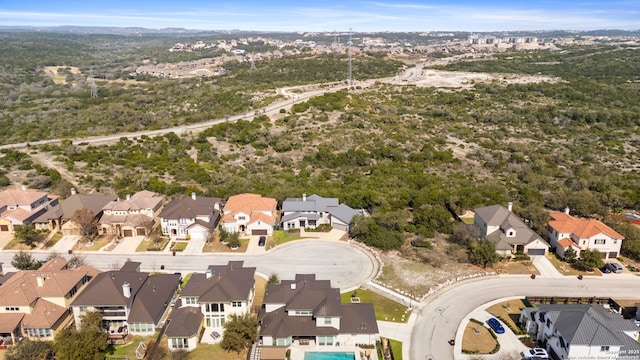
549, 212, 623, 239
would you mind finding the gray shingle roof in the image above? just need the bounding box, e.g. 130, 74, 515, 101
281, 194, 357, 225
166, 306, 203, 337
475, 205, 549, 249
181, 261, 255, 303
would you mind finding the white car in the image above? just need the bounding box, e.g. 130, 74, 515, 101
522, 348, 549, 359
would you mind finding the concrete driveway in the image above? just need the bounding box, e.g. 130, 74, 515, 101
49, 235, 80, 253
532, 255, 564, 278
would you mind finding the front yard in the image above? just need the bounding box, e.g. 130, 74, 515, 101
486, 299, 528, 334
461, 319, 498, 354
341, 287, 411, 323
546, 253, 602, 276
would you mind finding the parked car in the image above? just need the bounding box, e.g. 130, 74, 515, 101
603, 262, 623, 273
486, 317, 505, 334
258, 236, 266, 246
521, 347, 549, 359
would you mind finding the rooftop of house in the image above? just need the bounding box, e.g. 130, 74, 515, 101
0, 187, 52, 208
165, 306, 203, 338
475, 204, 547, 249
102, 190, 163, 212
222, 193, 277, 223
281, 194, 357, 224
159, 194, 221, 220
181, 261, 255, 302
549, 212, 623, 240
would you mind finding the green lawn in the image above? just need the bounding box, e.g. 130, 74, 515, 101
389, 339, 403, 360
341, 287, 411, 323
268, 229, 303, 249
137, 237, 169, 252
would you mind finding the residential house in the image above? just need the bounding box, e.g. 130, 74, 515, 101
33, 188, 116, 234
520, 304, 640, 359
259, 274, 379, 349
0, 257, 99, 343
99, 190, 163, 238
175, 261, 255, 345
71, 261, 180, 339
547, 209, 623, 259
159, 193, 222, 240
281, 194, 357, 232
473, 203, 550, 256
165, 306, 203, 352
0, 186, 59, 232
221, 193, 277, 236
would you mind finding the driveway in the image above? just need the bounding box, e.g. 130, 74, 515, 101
110, 236, 145, 254
49, 235, 80, 253
532, 255, 564, 278
183, 236, 206, 255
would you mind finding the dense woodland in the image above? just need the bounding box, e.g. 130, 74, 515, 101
1, 32, 640, 260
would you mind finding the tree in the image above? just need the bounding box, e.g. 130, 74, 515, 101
267, 273, 280, 286
220, 314, 258, 355
227, 232, 241, 248
5, 338, 54, 360
67, 254, 86, 269
563, 247, 577, 263
449, 224, 480, 246
14, 224, 39, 246
468, 239, 500, 268
71, 208, 98, 241
11, 250, 41, 270
55, 312, 109, 360
575, 249, 604, 271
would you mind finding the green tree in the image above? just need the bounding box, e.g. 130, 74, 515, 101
468, 239, 500, 268
14, 224, 39, 246
563, 247, 577, 263
11, 250, 41, 270
350, 215, 405, 250
5, 338, 54, 360
220, 314, 258, 355
55, 312, 109, 360
575, 249, 604, 271
267, 273, 280, 286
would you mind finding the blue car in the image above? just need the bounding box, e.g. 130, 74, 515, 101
486, 317, 505, 334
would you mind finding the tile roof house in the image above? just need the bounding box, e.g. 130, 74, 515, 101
281, 194, 358, 232
474, 203, 550, 256
173, 261, 255, 347
520, 304, 640, 360
0, 257, 99, 343
159, 192, 222, 240
259, 274, 379, 349
33, 189, 117, 234
99, 190, 163, 238
71, 261, 180, 338
222, 193, 277, 236
547, 208, 624, 259
0, 186, 59, 233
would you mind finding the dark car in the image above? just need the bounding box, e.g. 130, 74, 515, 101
486, 317, 505, 334
258, 236, 266, 246
603, 262, 623, 274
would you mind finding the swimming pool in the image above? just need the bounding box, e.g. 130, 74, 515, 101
304, 351, 356, 360
624, 213, 640, 220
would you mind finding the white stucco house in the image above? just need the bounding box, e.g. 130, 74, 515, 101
221, 193, 277, 236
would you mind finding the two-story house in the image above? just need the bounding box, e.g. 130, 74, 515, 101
221, 193, 277, 236
34, 188, 116, 234
547, 209, 623, 259
474, 203, 550, 256
99, 190, 163, 238
0, 186, 59, 232
0, 257, 99, 342
520, 304, 640, 359
259, 274, 379, 350
281, 194, 357, 232
159, 193, 222, 240
71, 261, 180, 339
170, 261, 255, 349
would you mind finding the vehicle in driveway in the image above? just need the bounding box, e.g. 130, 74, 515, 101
258, 236, 266, 246
602, 262, 623, 273
486, 317, 505, 334
521, 347, 549, 359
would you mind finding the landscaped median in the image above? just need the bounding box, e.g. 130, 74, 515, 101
462, 318, 499, 355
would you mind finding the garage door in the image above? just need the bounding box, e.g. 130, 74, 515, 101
332, 223, 348, 231
0, 225, 8, 231
251, 229, 268, 236
123, 229, 133, 237
136, 228, 146, 236
608, 252, 618, 259
527, 248, 546, 256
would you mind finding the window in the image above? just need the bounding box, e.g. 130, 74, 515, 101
324, 317, 332, 325
180, 218, 188, 225
5, 307, 18, 311
79, 306, 87, 313
238, 216, 246, 220
613, 239, 618, 244
171, 338, 189, 349
231, 301, 242, 307
601, 346, 610, 351
299, 220, 306, 227
184, 297, 197, 305
308, 220, 317, 227
595, 239, 606, 245
293, 310, 312, 315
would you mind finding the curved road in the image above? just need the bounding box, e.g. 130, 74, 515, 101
411, 275, 640, 360
0, 241, 375, 290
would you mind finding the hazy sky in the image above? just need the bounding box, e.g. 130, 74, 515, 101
1, 0, 638, 32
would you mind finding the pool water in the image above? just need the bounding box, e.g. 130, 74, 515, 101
304, 351, 356, 360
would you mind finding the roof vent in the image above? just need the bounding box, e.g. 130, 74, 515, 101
123, 282, 131, 298
291, 283, 296, 290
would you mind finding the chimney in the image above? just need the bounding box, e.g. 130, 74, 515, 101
290, 283, 296, 290
205, 268, 212, 279
507, 202, 513, 212
191, 192, 197, 200
126, 194, 131, 201
70, 187, 77, 195
122, 282, 131, 298
564, 206, 570, 215
37, 274, 45, 287
302, 194, 307, 202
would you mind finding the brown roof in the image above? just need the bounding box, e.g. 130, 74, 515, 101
128, 273, 180, 324
340, 303, 379, 334
165, 306, 203, 337
22, 299, 67, 329
159, 195, 221, 220
0, 187, 49, 207
549, 212, 623, 240
181, 261, 255, 303
102, 191, 163, 213
0, 313, 24, 333
260, 307, 339, 338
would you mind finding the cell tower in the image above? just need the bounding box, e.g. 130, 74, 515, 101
89, 70, 98, 98
347, 28, 353, 84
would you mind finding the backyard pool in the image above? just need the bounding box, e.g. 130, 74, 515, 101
304, 352, 356, 360
624, 213, 640, 220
